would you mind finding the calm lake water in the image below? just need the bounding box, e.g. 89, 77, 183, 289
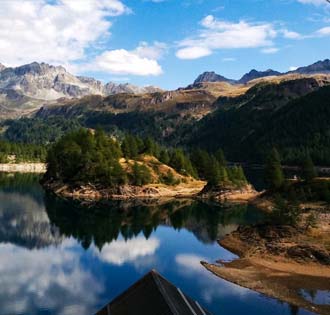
0, 173, 316, 315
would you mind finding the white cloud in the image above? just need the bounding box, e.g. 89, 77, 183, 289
316, 26, 330, 35
281, 29, 303, 39
95, 237, 160, 265
0, 0, 129, 66
176, 47, 212, 60
90, 48, 163, 76
134, 41, 168, 60
261, 47, 280, 54
176, 15, 277, 60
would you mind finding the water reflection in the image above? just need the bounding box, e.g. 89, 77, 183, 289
44, 195, 265, 250
0, 173, 315, 315
300, 290, 330, 305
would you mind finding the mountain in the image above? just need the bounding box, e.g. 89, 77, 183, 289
238, 69, 281, 84
194, 71, 234, 84
184, 75, 330, 164
0, 63, 6, 72
0, 62, 162, 118
191, 59, 330, 86
290, 59, 330, 75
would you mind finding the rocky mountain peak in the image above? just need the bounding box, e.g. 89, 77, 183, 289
292, 59, 330, 74
238, 69, 281, 84
194, 71, 233, 84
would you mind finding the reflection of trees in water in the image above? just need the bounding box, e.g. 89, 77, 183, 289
45, 195, 265, 250
0, 173, 44, 204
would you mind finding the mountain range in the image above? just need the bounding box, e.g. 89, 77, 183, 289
192, 59, 330, 86
2, 58, 330, 166
0, 59, 330, 119
0, 62, 162, 118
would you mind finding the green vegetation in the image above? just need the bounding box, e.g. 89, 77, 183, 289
271, 196, 301, 226
0, 140, 46, 163
264, 148, 284, 190
263, 149, 330, 203
45, 129, 198, 187
120, 133, 196, 178
302, 154, 317, 182
47, 129, 126, 186
3, 117, 82, 145
186, 86, 330, 165
190, 148, 247, 188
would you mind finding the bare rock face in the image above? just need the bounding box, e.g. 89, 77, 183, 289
0, 61, 163, 116
291, 59, 330, 75
194, 71, 234, 84
238, 69, 281, 84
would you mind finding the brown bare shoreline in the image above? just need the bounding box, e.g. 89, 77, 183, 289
201, 213, 330, 315
41, 178, 262, 204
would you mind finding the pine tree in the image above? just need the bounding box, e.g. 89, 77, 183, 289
215, 149, 226, 167
265, 148, 284, 190
302, 154, 317, 182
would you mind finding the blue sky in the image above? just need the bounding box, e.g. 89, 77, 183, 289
0, 0, 329, 89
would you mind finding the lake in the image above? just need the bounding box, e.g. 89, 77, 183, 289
0, 173, 315, 315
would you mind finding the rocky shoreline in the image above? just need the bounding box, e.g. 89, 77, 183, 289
197, 183, 261, 202
42, 178, 263, 203
42, 179, 207, 200
0, 163, 46, 173
202, 215, 330, 315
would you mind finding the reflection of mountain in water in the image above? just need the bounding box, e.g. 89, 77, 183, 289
0, 173, 63, 248
45, 195, 265, 249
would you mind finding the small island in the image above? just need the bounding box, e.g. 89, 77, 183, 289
41, 128, 254, 201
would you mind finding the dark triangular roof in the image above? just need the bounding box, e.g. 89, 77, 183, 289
96, 269, 212, 315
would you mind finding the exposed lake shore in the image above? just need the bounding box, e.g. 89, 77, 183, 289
202, 210, 330, 315
42, 179, 207, 200
0, 163, 46, 173
41, 178, 263, 203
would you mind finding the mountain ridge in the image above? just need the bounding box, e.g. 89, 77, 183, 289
192, 59, 330, 86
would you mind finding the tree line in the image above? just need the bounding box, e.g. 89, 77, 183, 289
46, 128, 248, 188
265, 147, 330, 227
0, 140, 46, 163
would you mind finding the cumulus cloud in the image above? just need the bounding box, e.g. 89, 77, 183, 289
176, 15, 277, 60
316, 26, 330, 35
0, 0, 129, 66
95, 237, 160, 265
88, 42, 165, 76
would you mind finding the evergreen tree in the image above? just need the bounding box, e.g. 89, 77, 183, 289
159, 149, 170, 165
215, 149, 226, 167
265, 148, 284, 190
302, 154, 317, 182
132, 162, 152, 186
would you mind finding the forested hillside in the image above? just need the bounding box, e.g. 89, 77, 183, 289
186, 85, 330, 165
2, 75, 330, 166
